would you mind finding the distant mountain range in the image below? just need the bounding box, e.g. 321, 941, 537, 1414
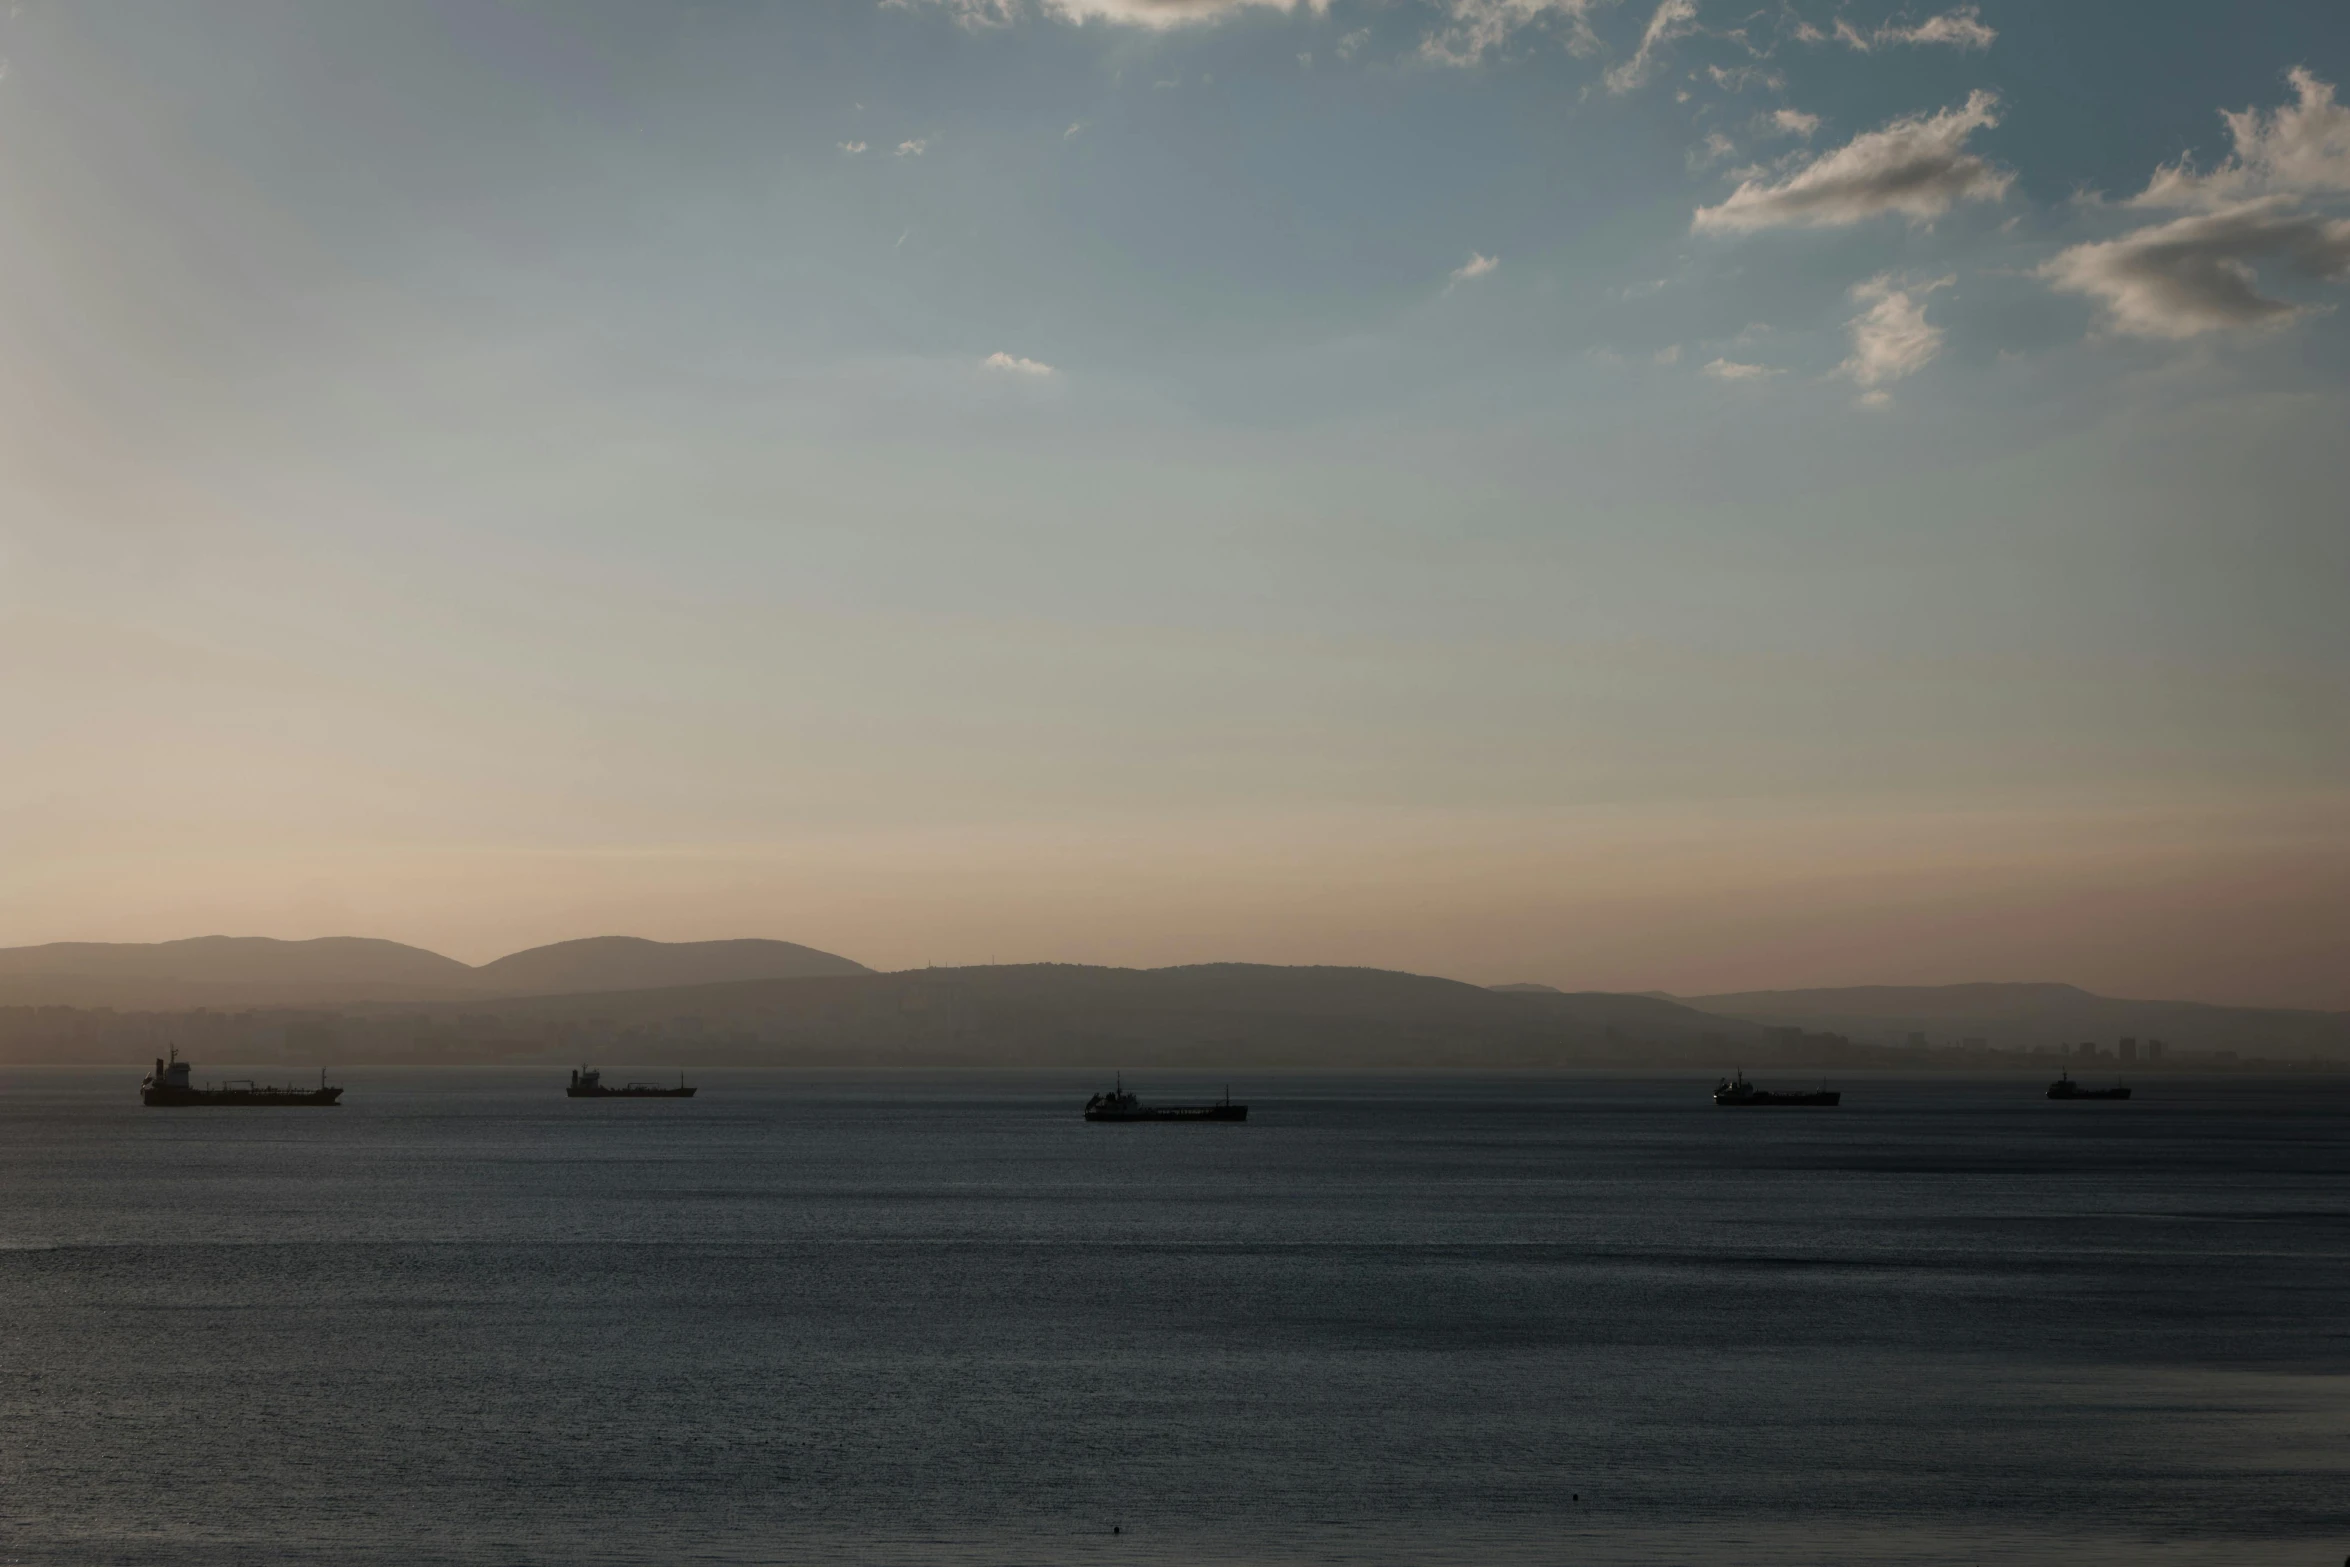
0, 935, 869, 1009
1676, 982, 2350, 1059
0, 939, 2341, 1067
429, 962, 1763, 1066
0, 961, 1774, 1069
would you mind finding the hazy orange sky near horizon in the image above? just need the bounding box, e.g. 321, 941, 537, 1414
7, 796, 2347, 1008
2, 5, 2347, 1011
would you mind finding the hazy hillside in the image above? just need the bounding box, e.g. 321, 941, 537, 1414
0, 937, 481, 1008
0, 935, 470, 984
1691, 983, 2100, 1020
8, 945, 2343, 1067
429, 962, 1763, 1064
470, 937, 870, 995
1682, 983, 2350, 1060
0, 963, 1776, 1069
0, 935, 869, 1009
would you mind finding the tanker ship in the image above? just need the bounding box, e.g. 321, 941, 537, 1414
1084, 1076, 1247, 1122
1712, 1071, 1839, 1107
566, 1067, 696, 1099
140, 1049, 342, 1107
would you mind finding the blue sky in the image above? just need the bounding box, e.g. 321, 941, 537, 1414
1, 0, 2345, 1004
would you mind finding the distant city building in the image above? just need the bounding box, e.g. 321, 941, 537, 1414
1907, 1032, 1928, 1050
1961, 1036, 1986, 1052
2077, 1041, 2099, 1060
2118, 1037, 2137, 1063
2147, 1039, 2165, 1063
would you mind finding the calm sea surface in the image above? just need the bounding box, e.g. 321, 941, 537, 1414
0, 1069, 2344, 1566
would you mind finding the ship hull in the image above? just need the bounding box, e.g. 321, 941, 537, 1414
566, 1086, 697, 1098
1085, 1104, 1247, 1122
1714, 1091, 1840, 1107
142, 1087, 342, 1107
2047, 1085, 2130, 1101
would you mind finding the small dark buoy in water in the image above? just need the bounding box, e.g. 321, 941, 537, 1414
1112, 1524, 1121, 1535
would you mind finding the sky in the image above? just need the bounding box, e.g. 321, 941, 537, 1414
1, 0, 2346, 1006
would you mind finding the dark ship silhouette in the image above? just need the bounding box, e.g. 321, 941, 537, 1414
1713, 1071, 1839, 1107
566, 1067, 696, 1099
2047, 1072, 2130, 1101
141, 1048, 341, 1107
1084, 1076, 1247, 1122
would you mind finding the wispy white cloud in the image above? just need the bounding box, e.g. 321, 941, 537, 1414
1449, 253, 1501, 286
984, 352, 1058, 376
839, 141, 869, 154
893, 0, 1015, 23
896, 0, 1329, 29
1693, 90, 2010, 232
1839, 274, 1951, 399
1768, 108, 1820, 139
1603, 0, 1698, 94
895, 139, 930, 157
2135, 68, 2350, 209
898, 0, 1661, 77
2043, 72, 2350, 338
1830, 6, 1995, 52
1897, 8, 1994, 48
1706, 63, 1786, 94
1703, 357, 1779, 381
2041, 198, 2350, 338
1419, 0, 1609, 68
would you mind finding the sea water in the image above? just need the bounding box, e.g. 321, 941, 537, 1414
0, 1070, 2342, 1565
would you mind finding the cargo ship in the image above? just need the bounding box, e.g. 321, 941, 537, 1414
1713, 1071, 1839, 1107
141, 1049, 342, 1107
2047, 1072, 2130, 1101
566, 1067, 696, 1099
1084, 1076, 1247, 1122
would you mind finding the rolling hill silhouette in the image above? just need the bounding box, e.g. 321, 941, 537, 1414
1681, 983, 2350, 1058
0, 935, 869, 1008
0, 940, 2340, 1066
0, 937, 477, 1007
363, 962, 1770, 1069
469, 937, 870, 995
